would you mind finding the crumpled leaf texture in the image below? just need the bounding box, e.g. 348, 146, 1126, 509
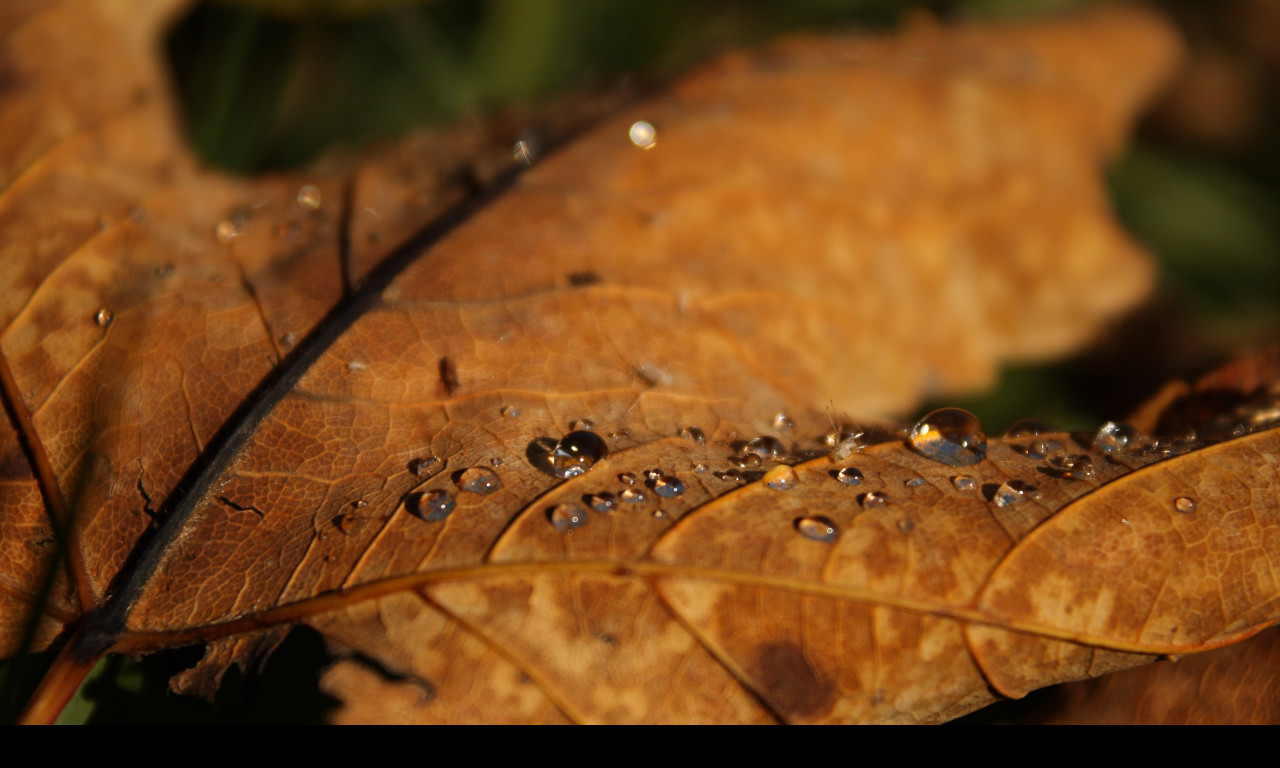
15, 2, 1273, 725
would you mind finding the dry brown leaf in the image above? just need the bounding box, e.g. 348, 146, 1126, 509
14, 2, 1278, 725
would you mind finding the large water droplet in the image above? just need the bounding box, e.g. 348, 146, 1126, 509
650, 472, 686, 498
991, 480, 1036, 507
795, 516, 838, 543
548, 502, 588, 532
860, 491, 890, 509
764, 465, 798, 491
1174, 496, 1197, 514
588, 492, 618, 513
551, 431, 608, 479
909, 408, 986, 466
458, 467, 502, 494
1004, 419, 1054, 438
1094, 422, 1139, 454
410, 490, 455, 521
835, 467, 863, 486
679, 426, 706, 444
95, 308, 114, 328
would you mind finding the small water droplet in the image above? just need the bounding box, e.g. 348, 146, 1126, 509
909, 408, 986, 466
1004, 419, 1055, 438
490, 457, 503, 466
629, 120, 657, 149
772, 412, 794, 432
904, 477, 927, 488
835, 467, 863, 486
735, 453, 763, 469
644, 468, 663, 482
502, 405, 521, 419
95, 308, 114, 327
991, 480, 1036, 507
860, 491, 890, 509
620, 488, 647, 503
547, 502, 587, 532
763, 465, 797, 491
618, 472, 637, 486
1121, 518, 1130, 525
214, 219, 243, 244
410, 490, 456, 521
1046, 454, 1095, 480
951, 475, 976, 491
409, 456, 439, 476
458, 467, 502, 494
742, 436, 784, 460
1026, 439, 1065, 461
651, 473, 686, 498
1174, 497, 1197, 514
551, 431, 608, 479
297, 185, 322, 209
693, 462, 708, 473
897, 519, 915, 534
652, 509, 667, 519
795, 516, 838, 543
570, 418, 595, 431
588, 492, 618, 513
512, 139, 538, 166
717, 469, 746, 484
1094, 422, 1139, 454
680, 426, 706, 444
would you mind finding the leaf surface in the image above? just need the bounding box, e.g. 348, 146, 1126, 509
10, 2, 1273, 725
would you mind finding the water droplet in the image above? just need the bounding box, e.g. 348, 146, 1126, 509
570, 418, 595, 431
551, 431, 608, 479
214, 219, 243, 244
717, 469, 746, 484
410, 490, 455, 521
772, 412, 794, 432
652, 509, 667, 519
680, 426, 706, 444
742, 436, 784, 460
909, 408, 986, 466
334, 513, 356, 533
588, 492, 618, 513
490, 457, 503, 466
651, 473, 686, 498
1004, 418, 1055, 438
502, 405, 521, 419
835, 467, 863, 486
629, 120, 657, 149
644, 468, 663, 482
897, 519, 915, 534
735, 453, 763, 470
618, 472, 637, 486
297, 185, 322, 209
1174, 497, 1197, 514
1121, 518, 1130, 526
764, 465, 798, 491
620, 488, 647, 503
860, 491, 890, 509
951, 475, 976, 491
795, 516, 838, 543
1094, 422, 1139, 454
512, 140, 538, 166
693, 462, 708, 473
95, 308, 113, 327
1026, 439, 1065, 461
904, 477, 926, 488
547, 502, 587, 532
991, 480, 1036, 507
409, 456, 439, 477
458, 467, 502, 494
1045, 454, 1095, 480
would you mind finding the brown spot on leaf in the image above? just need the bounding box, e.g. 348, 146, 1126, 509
751, 641, 835, 720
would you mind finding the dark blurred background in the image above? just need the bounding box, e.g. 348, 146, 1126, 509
5, 0, 1280, 723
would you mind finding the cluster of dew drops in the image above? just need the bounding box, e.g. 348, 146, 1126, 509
385, 392, 1268, 543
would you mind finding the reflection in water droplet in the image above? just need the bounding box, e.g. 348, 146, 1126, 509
1174, 497, 1197, 514
214, 220, 243, 244
952, 475, 976, 491
588, 492, 618, 513
95, 308, 114, 328
743, 436, 784, 460
410, 490, 456, 521
1005, 419, 1054, 438
548, 502, 588, 532
551, 431, 608, 479
764, 465, 798, 491
795, 516, 838, 543
651, 473, 686, 498
512, 140, 538, 166
1046, 454, 1095, 480
502, 405, 521, 419
835, 467, 863, 486
409, 456, 439, 477
629, 120, 657, 149
620, 488, 647, 503
1094, 422, 1139, 454
909, 408, 986, 466
458, 467, 502, 494
772, 412, 794, 432
618, 472, 637, 486
297, 185, 322, 209
992, 480, 1036, 507
860, 491, 889, 509
680, 426, 706, 444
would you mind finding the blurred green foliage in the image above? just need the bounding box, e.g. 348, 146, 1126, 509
5, 0, 1280, 723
